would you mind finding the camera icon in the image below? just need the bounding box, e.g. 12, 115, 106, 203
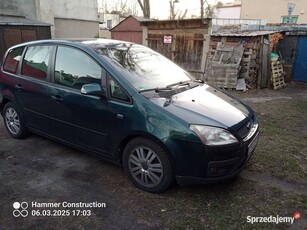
13, 202, 28, 218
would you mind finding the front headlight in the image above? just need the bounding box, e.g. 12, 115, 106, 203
190, 125, 238, 146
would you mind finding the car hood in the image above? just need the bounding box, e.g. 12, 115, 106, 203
150, 84, 253, 132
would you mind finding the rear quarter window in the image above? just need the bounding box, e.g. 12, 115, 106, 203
3, 47, 24, 74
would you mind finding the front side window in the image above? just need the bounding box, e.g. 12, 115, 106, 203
3, 47, 24, 74
55, 46, 102, 89
22, 46, 52, 81
109, 78, 130, 102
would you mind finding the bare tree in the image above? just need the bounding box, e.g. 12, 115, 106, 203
107, 0, 129, 15
118, 0, 128, 14
137, 0, 150, 18
200, 0, 204, 19
200, 0, 217, 18
169, 1, 188, 20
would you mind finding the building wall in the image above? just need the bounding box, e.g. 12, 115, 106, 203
54, 18, 98, 38
52, 0, 97, 22
111, 16, 143, 32
241, 0, 307, 23
216, 6, 241, 19
0, 0, 37, 20
110, 16, 143, 44
0, 0, 99, 38
99, 29, 111, 39
42, 0, 99, 38
112, 31, 143, 44
98, 13, 121, 29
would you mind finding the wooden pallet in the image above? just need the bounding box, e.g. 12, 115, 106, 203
271, 61, 286, 89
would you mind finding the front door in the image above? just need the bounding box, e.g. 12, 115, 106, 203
49, 46, 110, 154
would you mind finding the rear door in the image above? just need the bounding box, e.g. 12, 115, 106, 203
2, 45, 53, 133
49, 45, 110, 154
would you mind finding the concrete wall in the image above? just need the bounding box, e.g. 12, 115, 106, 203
0, 0, 37, 19
241, 0, 307, 23
99, 29, 111, 39
35, 0, 55, 37
52, 0, 98, 22
0, 0, 99, 38
46, 0, 98, 38
55, 18, 98, 38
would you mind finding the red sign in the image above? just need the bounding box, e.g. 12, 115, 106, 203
164, 36, 172, 44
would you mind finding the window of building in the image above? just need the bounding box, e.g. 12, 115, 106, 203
107, 20, 112, 29
3, 47, 24, 74
22, 46, 52, 81
281, 15, 299, 23
55, 46, 103, 89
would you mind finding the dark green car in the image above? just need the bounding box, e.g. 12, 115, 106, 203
0, 39, 259, 193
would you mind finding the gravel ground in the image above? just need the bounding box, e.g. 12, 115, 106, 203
0, 82, 306, 229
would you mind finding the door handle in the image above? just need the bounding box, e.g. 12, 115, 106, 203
116, 114, 124, 119
15, 84, 23, 90
51, 95, 63, 102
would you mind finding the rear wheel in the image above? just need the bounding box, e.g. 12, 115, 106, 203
123, 137, 173, 193
3, 102, 28, 139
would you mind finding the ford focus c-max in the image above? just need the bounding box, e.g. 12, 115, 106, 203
0, 39, 259, 193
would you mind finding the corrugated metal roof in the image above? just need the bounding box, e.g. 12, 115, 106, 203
0, 15, 51, 26
212, 30, 277, 37
132, 16, 154, 22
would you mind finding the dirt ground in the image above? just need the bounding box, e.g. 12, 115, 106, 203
0, 82, 306, 230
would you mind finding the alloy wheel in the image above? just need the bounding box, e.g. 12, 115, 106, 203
5, 107, 20, 135
128, 146, 163, 188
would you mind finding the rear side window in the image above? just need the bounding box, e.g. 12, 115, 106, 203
22, 46, 52, 81
3, 47, 24, 74
55, 46, 102, 89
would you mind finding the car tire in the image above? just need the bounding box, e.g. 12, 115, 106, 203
3, 102, 28, 139
123, 137, 174, 193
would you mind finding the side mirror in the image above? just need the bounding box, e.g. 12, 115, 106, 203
81, 83, 106, 98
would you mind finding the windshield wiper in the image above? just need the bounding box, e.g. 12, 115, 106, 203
166, 79, 203, 88
139, 87, 173, 93
139, 80, 204, 94
166, 80, 190, 88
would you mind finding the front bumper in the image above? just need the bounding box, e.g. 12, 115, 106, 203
175, 127, 259, 185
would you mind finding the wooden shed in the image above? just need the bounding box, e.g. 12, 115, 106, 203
141, 19, 211, 77
0, 15, 51, 58
110, 15, 151, 45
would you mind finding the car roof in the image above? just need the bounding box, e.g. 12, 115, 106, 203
7, 38, 134, 50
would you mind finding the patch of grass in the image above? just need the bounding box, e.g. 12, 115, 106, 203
247, 100, 307, 182
120, 179, 306, 230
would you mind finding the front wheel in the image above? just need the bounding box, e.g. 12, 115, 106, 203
123, 137, 174, 193
3, 102, 28, 139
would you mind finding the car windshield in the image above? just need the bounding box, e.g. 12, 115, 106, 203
86, 41, 194, 91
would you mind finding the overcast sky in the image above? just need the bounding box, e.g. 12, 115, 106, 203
98, 0, 235, 19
